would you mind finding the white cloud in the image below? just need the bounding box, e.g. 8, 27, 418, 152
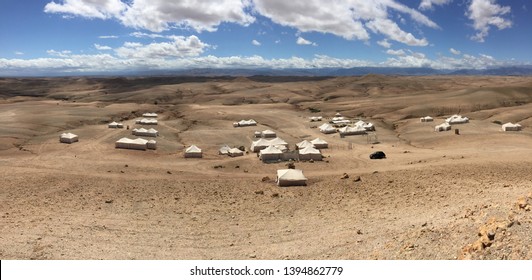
252, 39, 261, 46
419, 0, 452, 11
296, 36, 317, 46
14, 51, 24, 56
366, 18, 428, 46
467, 0, 512, 42
386, 49, 406, 56
450, 48, 461, 55
130, 32, 165, 39
94, 44, 112, 51
99, 35, 118, 39
115, 35, 209, 58
44, 0, 127, 19
47, 49, 72, 57
377, 39, 391, 48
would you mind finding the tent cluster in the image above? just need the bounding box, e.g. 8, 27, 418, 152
502, 122, 522, 131
136, 118, 158, 125
115, 137, 156, 150
108, 121, 124, 128
132, 128, 158, 137
446, 114, 469, 124
59, 132, 78, 144
309, 116, 322, 122
250, 137, 288, 152
233, 119, 257, 127
420, 116, 434, 122
142, 112, 158, 118
339, 124, 367, 136
218, 145, 244, 157
434, 122, 451, 132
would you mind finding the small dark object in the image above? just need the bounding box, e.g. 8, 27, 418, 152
105, 200, 113, 204
167, 171, 172, 174
125, 164, 128, 167
455, 128, 460, 135
369, 151, 386, 159
126, 125, 130, 130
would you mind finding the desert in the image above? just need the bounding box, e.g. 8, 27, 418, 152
0, 75, 531, 260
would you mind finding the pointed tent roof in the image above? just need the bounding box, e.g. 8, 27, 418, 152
296, 140, 314, 149
319, 123, 330, 130
228, 148, 244, 155
310, 138, 328, 145
61, 132, 78, 139
136, 128, 149, 133
298, 146, 321, 155
262, 129, 275, 134
219, 144, 231, 154
109, 121, 119, 125
269, 137, 288, 146
132, 138, 149, 144
185, 145, 202, 153
259, 145, 283, 155
147, 128, 158, 133
252, 138, 271, 146
277, 169, 307, 181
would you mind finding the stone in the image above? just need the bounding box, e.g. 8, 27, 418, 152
255, 190, 264, 195
353, 176, 361, 182
261, 176, 270, 182
340, 173, 349, 179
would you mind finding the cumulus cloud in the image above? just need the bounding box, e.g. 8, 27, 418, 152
467, 0, 512, 42
45, 0, 255, 33
366, 18, 428, 46
450, 48, 461, 55
94, 44, 112, 50
251, 39, 261, 46
377, 39, 391, 48
386, 49, 406, 56
419, 0, 452, 11
47, 49, 72, 57
296, 36, 317, 46
114, 35, 209, 58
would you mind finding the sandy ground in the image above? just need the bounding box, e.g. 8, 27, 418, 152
0, 75, 531, 259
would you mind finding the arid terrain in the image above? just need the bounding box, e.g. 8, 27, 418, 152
0, 75, 531, 260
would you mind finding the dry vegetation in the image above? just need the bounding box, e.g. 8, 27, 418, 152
0, 75, 531, 259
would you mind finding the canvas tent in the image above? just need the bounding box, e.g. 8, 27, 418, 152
420, 116, 434, 122
259, 145, 283, 162
309, 116, 322, 122
251, 138, 271, 152
233, 119, 257, 127
261, 129, 276, 138
132, 128, 158, 137
115, 137, 148, 150
219, 145, 231, 155
276, 169, 307, 186
354, 120, 375, 131
254, 131, 262, 138
60, 132, 78, 144
142, 112, 158, 118
147, 140, 157, 150
319, 123, 336, 134
296, 140, 314, 150
136, 118, 158, 125
502, 122, 522, 131
228, 148, 244, 157
298, 146, 322, 161
310, 138, 328, 149
339, 125, 366, 136
184, 145, 202, 158
108, 121, 123, 128
434, 123, 451, 132
335, 113, 342, 117
445, 115, 469, 124
268, 137, 288, 147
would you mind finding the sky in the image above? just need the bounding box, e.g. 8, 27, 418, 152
0, 0, 530, 75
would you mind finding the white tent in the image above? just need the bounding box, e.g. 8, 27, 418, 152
298, 146, 322, 161
233, 119, 257, 127
310, 138, 328, 149
147, 140, 157, 150
502, 122, 522, 131
115, 137, 148, 150
276, 169, 307, 186
228, 148, 244, 157
339, 125, 366, 136
259, 145, 283, 162
132, 127, 158, 137
136, 118, 158, 125
60, 132, 78, 144
335, 112, 342, 117
319, 123, 336, 134
354, 120, 375, 131
420, 116, 434, 122
268, 137, 288, 147
446, 114, 469, 124
309, 116, 322, 122
251, 138, 271, 152
142, 112, 158, 118
254, 131, 262, 138
184, 145, 202, 158
108, 121, 122, 128
434, 122, 451, 132
261, 129, 276, 138
296, 140, 314, 150
219, 145, 231, 155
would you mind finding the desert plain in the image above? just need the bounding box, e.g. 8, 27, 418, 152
0, 74, 531, 260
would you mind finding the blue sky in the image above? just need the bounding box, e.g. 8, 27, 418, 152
0, 0, 530, 75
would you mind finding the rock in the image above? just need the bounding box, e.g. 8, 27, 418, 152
120, 170, 124, 173
166, 171, 172, 174
309, 159, 314, 163
356, 229, 363, 234
261, 176, 270, 182
353, 176, 361, 182
249, 254, 256, 259
271, 193, 279, 198
516, 196, 528, 209
213, 165, 224, 169
286, 162, 296, 169
235, 165, 240, 168
124, 164, 128, 167
105, 200, 113, 204
255, 190, 264, 195
340, 173, 349, 179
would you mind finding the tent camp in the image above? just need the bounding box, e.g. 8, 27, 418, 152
502, 122, 522, 131
276, 169, 307, 186
420, 116, 434, 122
115, 137, 148, 150
339, 125, 366, 136
108, 121, 123, 128
446, 115, 469, 124
136, 118, 158, 125
319, 123, 336, 134
132, 128, 158, 137
296, 140, 314, 150
259, 145, 283, 162
219, 145, 231, 155
184, 145, 202, 158
354, 120, 375, 131
434, 123, 451, 132
228, 148, 244, 157
142, 112, 158, 118
233, 119, 257, 127
310, 138, 328, 149
298, 146, 322, 161
59, 132, 78, 144
261, 129, 276, 138
309, 116, 322, 122
251, 138, 272, 152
